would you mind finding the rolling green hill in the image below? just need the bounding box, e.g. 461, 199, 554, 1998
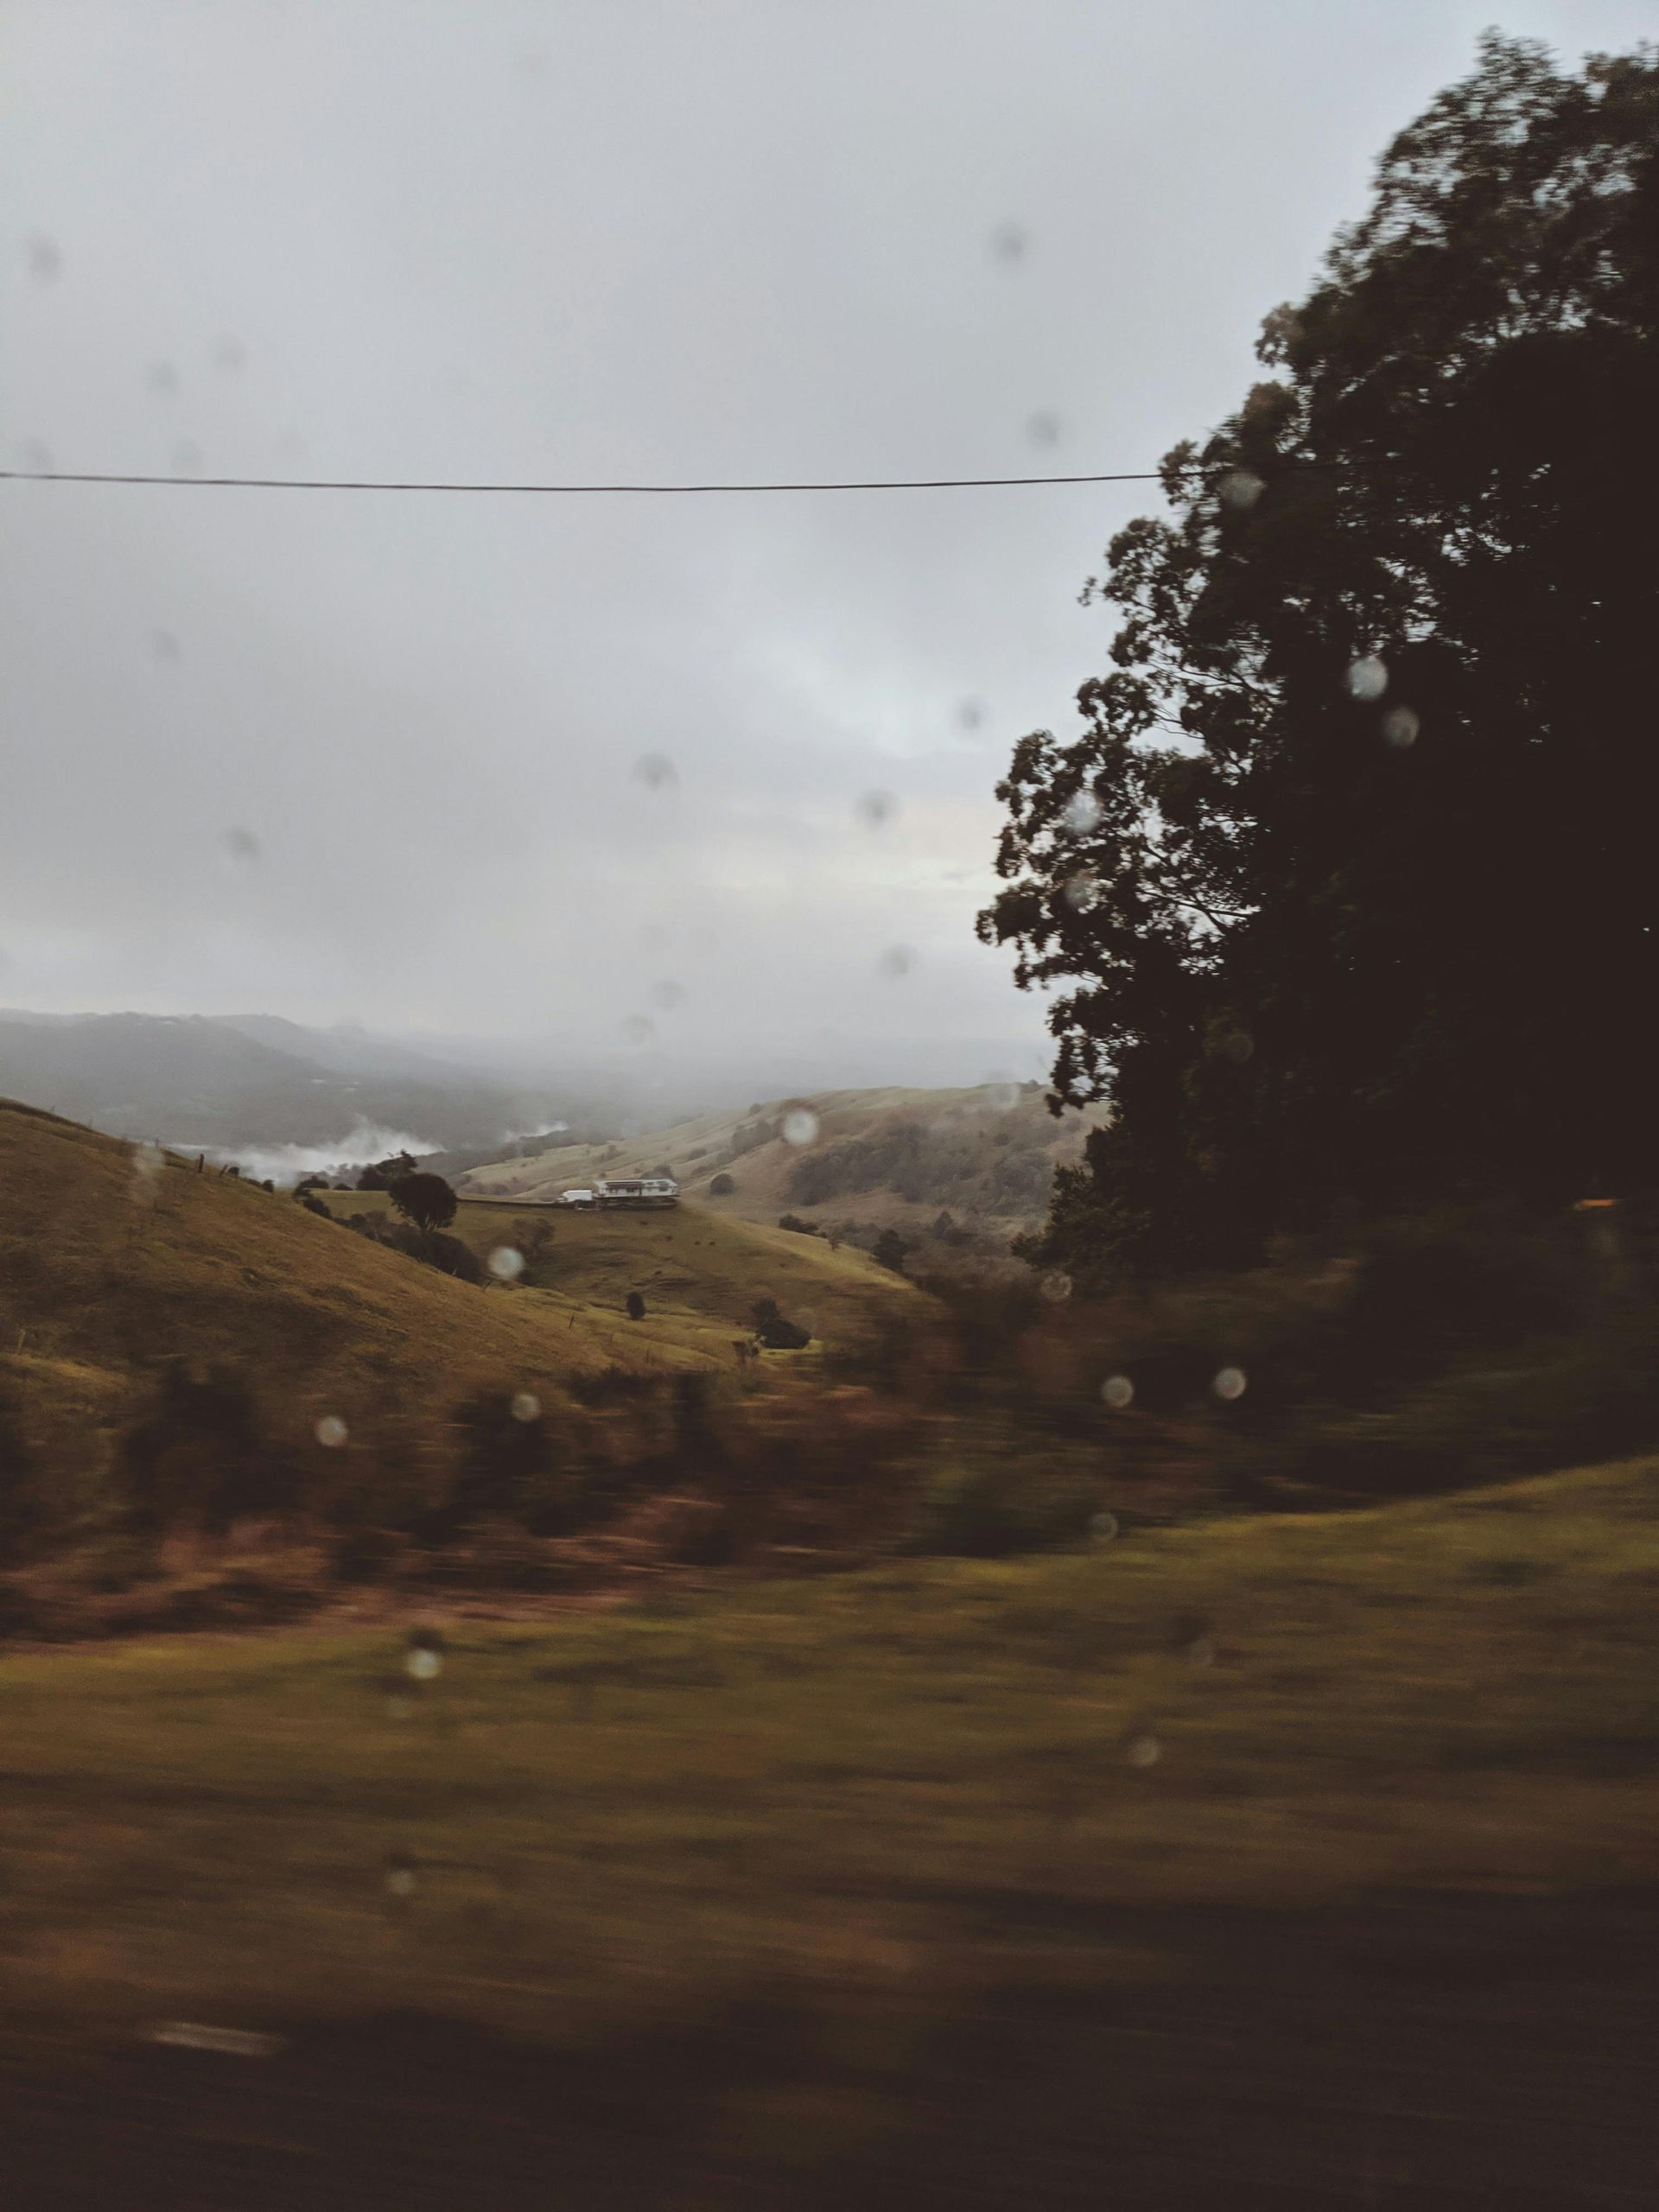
0, 1100, 919, 1484
459, 1083, 1100, 1254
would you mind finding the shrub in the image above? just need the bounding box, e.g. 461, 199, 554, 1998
626, 1291, 647, 1321
912, 1458, 1098, 1558
708, 1173, 737, 1197
778, 1214, 819, 1236
752, 1297, 810, 1350
117, 1363, 289, 1532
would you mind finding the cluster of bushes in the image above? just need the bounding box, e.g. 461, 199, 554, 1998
783, 1117, 1055, 1217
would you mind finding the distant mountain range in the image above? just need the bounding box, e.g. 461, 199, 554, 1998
0, 1010, 570, 1160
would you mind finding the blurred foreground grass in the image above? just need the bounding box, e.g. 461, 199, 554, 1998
3, 1457, 1658, 2056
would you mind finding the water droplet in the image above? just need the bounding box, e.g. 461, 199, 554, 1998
1344, 656, 1388, 702
1127, 1734, 1161, 1769
1217, 467, 1264, 512
149, 627, 181, 662
1211, 1366, 1248, 1402
855, 789, 898, 830
26, 234, 61, 283
130, 1141, 165, 1202
957, 699, 985, 733
620, 1013, 656, 1047
170, 442, 203, 478
989, 221, 1028, 264
982, 1075, 1022, 1114
633, 753, 677, 791
782, 1107, 820, 1147
649, 978, 686, 1012
488, 1245, 524, 1281
385, 1694, 415, 1720
1216, 1029, 1254, 1066
221, 826, 260, 868
315, 1414, 348, 1448
878, 944, 916, 981
385, 1856, 417, 1898
1062, 789, 1103, 835
1039, 1269, 1072, 1303
405, 1646, 442, 1681
212, 335, 245, 374
1185, 1635, 1216, 1669
1382, 704, 1420, 749
511, 1390, 541, 1423
145, 361, 179, 398
1090, 1510, 1120, 1543
1100, 1374, 1134, 1410
1027, 410, 1061, 448
1063, 868, 1101, 913
21, 439, 54, 473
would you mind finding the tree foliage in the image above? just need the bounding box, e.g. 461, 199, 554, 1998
388, 1172, 458, 1235
980, 35, 1659, 1284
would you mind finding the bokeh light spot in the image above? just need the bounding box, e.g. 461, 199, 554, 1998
782, 1107, 820, 1147
1100, 1374, 1134, 1410
488, 1245, 524, 1281
1344, 655, 1389, 702
1212, 1366, 1248, 1402
315, 1414, 348, 1448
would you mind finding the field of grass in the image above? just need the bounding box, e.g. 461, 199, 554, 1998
0, 1101, 917, 1479
4, 1457, 1658, 2200
3, 1455, 1656, 2046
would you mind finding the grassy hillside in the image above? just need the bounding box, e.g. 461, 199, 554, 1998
0, 1099, 918, 1484
460, 1082, 1100, 1252
1, 1456, 1656, 2199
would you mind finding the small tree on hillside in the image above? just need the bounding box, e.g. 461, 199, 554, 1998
874, 1227, 912, 1274
708, 1173, 736, 1197
358, 1150, 419, 1192
389, 1172, 458, 1234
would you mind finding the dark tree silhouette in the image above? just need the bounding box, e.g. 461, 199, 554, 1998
980, 35, 1659, 1285
358, 1151, 419, 1192
708, 1173, 736, 1197
625, 1290, 646, 1320
389, 1173, 458, 1235
873, 1228, 912, 1274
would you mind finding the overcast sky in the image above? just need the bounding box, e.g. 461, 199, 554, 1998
2, 0, 1649, 1090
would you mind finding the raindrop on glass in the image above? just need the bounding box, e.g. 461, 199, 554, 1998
145, 361, 179, 398
21, 439, 54, 473
1100, 1374, 1134, 1410
1382, 705, 1420, 749
130, 1141, 165, 1201
315, 1414, 348, 1448
1217, 467, 1264, 512
1217, 1029, 1254, 1067
982, 1075, 1022, 1115
26, 234, 61, 283
1185, 1635, 1216, 1669
957, 699, 985, 733
1211, 1366, 1248, 1402
633, 753, 678, 792
620, 1013, 656, 1047
1344, 656, 1388, 702
782, 1107, 820, 1147
1063, 868, 1101, 913
1062, 789, 1103, 835
989, 221, 1028, 264
649, 979, 686, 1012
385, 1856, 417, 1898
1127, 1734, 1161, 1769
1027, 411, 1061, 448
150, 627, 181, 663
405, 1646, 442, 1682
878, 944, 916, 981
221, 826, 260, 868
1090, 1510, 1120, 1544
488, 1245, 524, 1281
511, 1390, 541, 1423
855, 789, 898, 830
1039, 1269, 1072, 1304
170, 442, 203, 478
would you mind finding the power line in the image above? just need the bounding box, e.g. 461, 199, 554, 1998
0, 464, 1189, 496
